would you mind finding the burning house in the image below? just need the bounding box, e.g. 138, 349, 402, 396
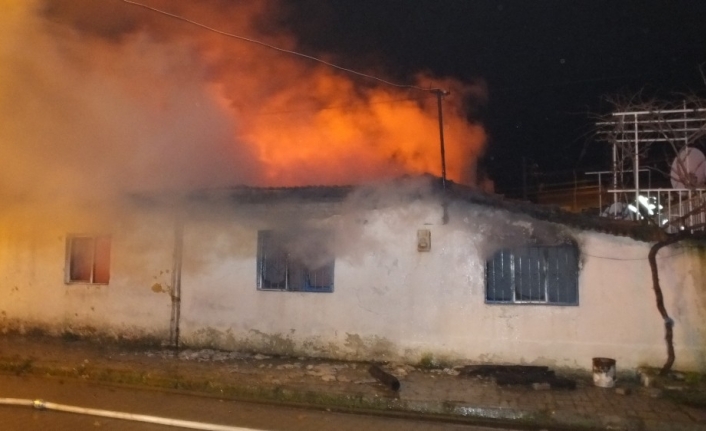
1, 176, 705, 372
1, 1, 705, 372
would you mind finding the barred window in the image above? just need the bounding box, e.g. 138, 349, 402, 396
66, 235, 111, 284
257, 230, 334, 293
485, 243, 578, 305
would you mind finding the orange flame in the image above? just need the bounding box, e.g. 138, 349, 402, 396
0, 0, 487, 200
181, 1, 487, 186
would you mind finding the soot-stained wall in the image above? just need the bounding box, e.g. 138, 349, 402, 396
1, 182, 704, 371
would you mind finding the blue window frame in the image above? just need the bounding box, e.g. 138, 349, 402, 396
485, 243, 578, 305
257, 230, 334, 293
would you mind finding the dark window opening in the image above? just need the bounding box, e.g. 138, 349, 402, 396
486, 243, 578, 305
257, 230, 334, 293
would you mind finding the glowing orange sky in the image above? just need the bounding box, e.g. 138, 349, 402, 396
0, 0, 487, 200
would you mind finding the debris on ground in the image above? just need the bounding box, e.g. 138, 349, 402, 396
615, 387, 632, 396
368, 364, 401, 391
459, 364, 576, 390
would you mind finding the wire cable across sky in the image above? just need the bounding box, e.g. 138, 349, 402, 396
120, 0, 439, 93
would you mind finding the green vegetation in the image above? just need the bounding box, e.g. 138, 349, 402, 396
418, 352, 452, 370
418, 353, 439, 369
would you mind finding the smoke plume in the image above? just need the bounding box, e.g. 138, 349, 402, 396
0, 0, 487, 203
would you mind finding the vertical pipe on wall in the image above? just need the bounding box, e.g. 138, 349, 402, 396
169, 217, 184, 349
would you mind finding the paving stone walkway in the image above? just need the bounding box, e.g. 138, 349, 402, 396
1, 335, 705, 430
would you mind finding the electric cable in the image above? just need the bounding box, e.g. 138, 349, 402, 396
582, 246, 700, 261
253, 94, 435, 116
120, 0, 441, 94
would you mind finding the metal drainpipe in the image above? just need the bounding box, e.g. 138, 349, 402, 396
169, 216, 184, 350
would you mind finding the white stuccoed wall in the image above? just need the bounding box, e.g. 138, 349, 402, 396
178, 195, 706, 371
0, 203, 173, 339
1, 190, 704, 371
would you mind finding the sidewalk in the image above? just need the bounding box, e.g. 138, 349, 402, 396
1, 334, 705, 431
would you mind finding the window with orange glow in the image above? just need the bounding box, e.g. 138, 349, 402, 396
66, 236, 111, 284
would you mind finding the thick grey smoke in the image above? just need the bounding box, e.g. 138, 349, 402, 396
1, 0, 487, 206
0, 1, 263, 206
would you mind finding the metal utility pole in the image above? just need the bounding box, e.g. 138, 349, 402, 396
432, 89, 450, 189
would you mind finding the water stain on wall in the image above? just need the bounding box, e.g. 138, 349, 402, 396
151, 283, 163, 293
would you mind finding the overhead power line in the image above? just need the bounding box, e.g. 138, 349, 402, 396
120, 0, 436, 93
254, 94, 436, 116
584, 249, 687, 261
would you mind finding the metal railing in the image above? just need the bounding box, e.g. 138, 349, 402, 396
604, 188, 706, 232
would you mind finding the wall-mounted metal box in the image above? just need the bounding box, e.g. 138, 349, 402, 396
417, 229, 431, 252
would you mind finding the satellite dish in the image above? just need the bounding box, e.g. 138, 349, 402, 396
670, 147, 706, 189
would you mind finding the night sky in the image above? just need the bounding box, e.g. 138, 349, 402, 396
275, 0, 706, 195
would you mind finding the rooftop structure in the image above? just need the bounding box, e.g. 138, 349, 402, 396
595, 101, 706, 233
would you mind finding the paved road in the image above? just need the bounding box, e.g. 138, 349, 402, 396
0, 374, 520, 431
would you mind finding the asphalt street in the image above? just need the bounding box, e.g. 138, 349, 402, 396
0, 374, 520, 431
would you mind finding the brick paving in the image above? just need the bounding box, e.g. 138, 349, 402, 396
1, 334, 705, 430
